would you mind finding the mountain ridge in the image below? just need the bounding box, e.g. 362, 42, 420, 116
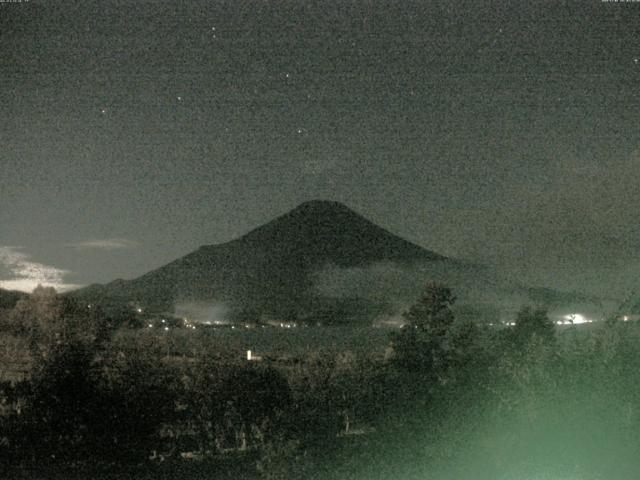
69, 200, 457, 320
68, 200, 607, 324
62, 200, 612, 324
0, 288, 27, 311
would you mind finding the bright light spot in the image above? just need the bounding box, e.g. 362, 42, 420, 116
136, 308, 143, 314
563, 313, 591, 324
164, 326, 169, 331
623, 315, 630, 322
148, 324, 153, 328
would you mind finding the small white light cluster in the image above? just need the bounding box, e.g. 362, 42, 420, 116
558, 313, 593, 325
182, 317, 197, 330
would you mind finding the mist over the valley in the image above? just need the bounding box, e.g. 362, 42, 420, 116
173, 301, 231, 325
312, 260, 613, 326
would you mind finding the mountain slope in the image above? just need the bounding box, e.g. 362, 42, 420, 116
71, 201, 460, 319
0, 288, 26, 311
69, 201, 607, 324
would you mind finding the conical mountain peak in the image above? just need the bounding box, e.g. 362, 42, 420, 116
71, 201, 451, 316
290, 200, 354, 214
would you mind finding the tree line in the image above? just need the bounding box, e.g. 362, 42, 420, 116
0, 283, 638, 479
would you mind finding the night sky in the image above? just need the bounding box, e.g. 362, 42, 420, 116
2, 0, 640, 296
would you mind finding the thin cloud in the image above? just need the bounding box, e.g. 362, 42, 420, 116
67, 238, 139, 250
0, 246, 81, 293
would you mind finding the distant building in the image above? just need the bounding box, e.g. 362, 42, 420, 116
246, 350, 262, 362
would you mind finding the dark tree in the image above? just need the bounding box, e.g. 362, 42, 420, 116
512, 306, 555, 345
392, 282, 457, 380
24, 340, 95, 459
222, 365, 291, 425
404, 282, 456, 335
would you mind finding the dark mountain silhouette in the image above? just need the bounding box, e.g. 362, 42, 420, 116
71, 201, 468, 321
69, 201, 607, 324
0, 288, 26, 311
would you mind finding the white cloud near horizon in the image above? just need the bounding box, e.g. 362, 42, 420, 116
67, 238, 139, 250
0, 246, 81, 293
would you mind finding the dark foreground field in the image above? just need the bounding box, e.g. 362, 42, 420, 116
3, 287, 640, 479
